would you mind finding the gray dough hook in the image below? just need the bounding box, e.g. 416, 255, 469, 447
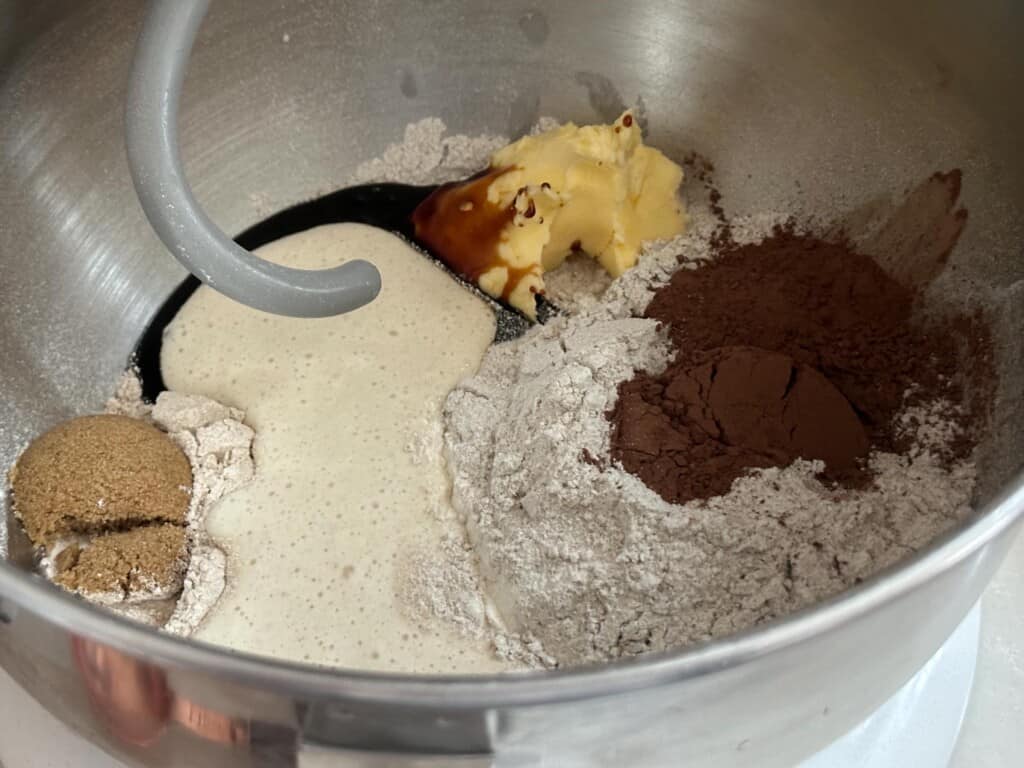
125, 0, 381, 318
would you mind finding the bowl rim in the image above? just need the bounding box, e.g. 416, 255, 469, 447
1, 473, 1022, 708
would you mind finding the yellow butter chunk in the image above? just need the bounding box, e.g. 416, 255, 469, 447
488, 112, 686, 307
411, 112, 686, 320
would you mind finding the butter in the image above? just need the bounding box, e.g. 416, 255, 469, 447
412, 112, 686, 319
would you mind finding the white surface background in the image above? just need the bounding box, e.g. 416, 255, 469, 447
949, 527, 1024, 767
1, 528, 1021, 767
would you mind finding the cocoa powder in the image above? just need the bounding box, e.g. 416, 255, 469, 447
610, 229, 969, 504
615, 345, 870, 502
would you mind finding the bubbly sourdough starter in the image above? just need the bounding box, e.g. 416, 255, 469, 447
161, 223, 504, 673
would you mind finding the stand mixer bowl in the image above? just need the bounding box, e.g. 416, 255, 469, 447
1, 1, 1022, 765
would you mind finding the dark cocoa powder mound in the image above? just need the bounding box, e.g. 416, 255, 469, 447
610, 229, 973, 505
615, 345, 871, 502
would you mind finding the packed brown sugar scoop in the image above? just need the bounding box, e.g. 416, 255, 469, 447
7, 415, 192, 603
610, 170, 986, 505
5, 384, 255, 627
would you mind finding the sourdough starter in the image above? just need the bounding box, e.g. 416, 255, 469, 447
161, 223, 504, 673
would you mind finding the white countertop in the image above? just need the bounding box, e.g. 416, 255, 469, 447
1, 528, 1022, 767
949, 526, 1024, 767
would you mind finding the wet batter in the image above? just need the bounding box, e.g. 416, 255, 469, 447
161, 223, 504, 673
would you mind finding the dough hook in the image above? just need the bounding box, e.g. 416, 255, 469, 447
125, 0, 382, 318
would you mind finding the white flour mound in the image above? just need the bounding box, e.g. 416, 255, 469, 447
106, 374, 255, 633
428, 214, 976, 669
350, 118, 507, 187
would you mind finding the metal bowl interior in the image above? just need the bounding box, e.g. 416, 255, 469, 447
1, 1, 1023, 766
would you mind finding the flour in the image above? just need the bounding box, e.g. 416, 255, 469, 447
430, 217, 977, 669
400, 530, 498, 640
349, 112, 929, 668
105, 373, 255, 634
348, 116, 570, 188
350, 118, 507, 187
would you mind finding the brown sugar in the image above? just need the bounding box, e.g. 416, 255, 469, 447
9, 414, 192, 547
54, 523, 187, 598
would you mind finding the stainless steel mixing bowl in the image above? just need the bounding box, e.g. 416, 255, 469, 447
1, 1, 1023, 765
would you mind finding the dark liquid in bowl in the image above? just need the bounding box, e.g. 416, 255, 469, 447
131, 183, 546, 401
